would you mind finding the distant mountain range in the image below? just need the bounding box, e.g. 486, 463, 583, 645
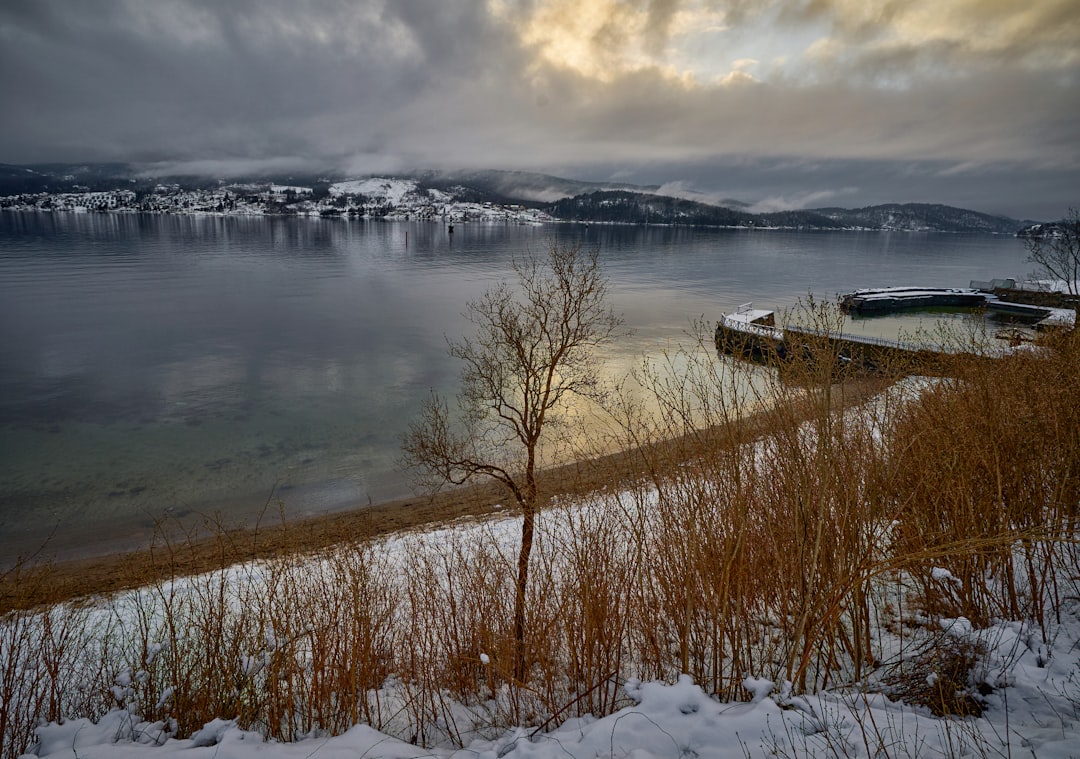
0, 163, 1038, 233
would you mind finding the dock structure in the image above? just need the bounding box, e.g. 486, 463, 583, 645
839, 287, 985, 314
715, 305, 948, 374
715, 303, 787, 361
781, 324, 948, 373
982, 299, 1077, 329
715, 291, 1078, 375
839, 286, 1076, 331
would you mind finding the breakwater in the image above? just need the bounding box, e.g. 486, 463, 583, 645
715, 312, 949, 374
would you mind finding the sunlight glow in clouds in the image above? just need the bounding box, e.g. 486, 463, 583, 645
498, 0, 1080, 87
0, 0, 1076, 217
505, 0, 675, 82
497, 0, 775, 87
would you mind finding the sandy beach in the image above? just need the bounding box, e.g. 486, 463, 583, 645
1, 377, 886, 614
0, 438, 643, 613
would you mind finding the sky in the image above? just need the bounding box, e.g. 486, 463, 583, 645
1, 0, 1077, 219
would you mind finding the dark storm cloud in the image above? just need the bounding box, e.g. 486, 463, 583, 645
0, 0, 1077, 218
583, 155, 1077, 220
0, 0, 511, 164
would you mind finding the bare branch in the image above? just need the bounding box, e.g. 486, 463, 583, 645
1025, 207, 1080, 298
401, 242, 624, 679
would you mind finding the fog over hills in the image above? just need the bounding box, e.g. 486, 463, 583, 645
0, 164, 1038, 233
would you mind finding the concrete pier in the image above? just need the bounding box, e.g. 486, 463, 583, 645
715, 316, 949, 374
717, 289, 1074, 374
840, 287, 986, 314
840, 286, 1075, 331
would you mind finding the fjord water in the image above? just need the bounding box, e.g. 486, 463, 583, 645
0, 212, 1029, 562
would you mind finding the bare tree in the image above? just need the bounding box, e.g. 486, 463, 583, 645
402, 243, 623, 680
1025, 207, 1080, 298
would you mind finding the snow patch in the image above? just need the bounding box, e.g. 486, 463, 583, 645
328, 177, 418, 204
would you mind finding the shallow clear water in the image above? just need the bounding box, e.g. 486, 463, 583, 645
0, 213, 1029, 561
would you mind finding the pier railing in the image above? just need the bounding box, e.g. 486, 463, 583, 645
718, 315, 784, 340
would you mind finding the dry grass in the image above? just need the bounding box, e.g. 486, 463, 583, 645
2, 308, 1077, 758
887, 328, 1080, 630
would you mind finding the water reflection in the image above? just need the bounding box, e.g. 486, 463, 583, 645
0, 213, 1029, 562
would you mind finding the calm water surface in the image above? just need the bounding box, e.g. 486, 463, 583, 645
0, 212, 1029, 562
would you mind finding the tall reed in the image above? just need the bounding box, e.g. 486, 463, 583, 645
887, 328, 1080, 631
2, 307, 1077, 757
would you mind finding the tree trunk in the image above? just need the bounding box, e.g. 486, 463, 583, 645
513, 505, 535, 681
513, 448, 539, 682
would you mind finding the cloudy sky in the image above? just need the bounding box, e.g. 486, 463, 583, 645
1, 0, 1077, 219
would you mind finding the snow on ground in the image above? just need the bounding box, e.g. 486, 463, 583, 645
19, 496, 1080, 758
24, 615, 1080, 759
1040, 307, 1078, 328
13, 379, 1080, 758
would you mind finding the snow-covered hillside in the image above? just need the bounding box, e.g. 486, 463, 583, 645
0, 177, 554, 224
328, 177, 445, 205
0, 167, 1031, 232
